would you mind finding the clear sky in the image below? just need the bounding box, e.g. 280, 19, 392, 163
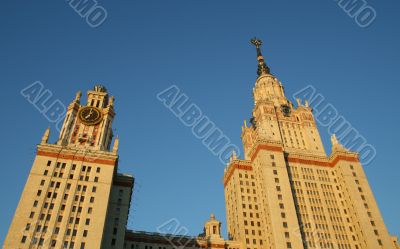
1, 0, 399, 244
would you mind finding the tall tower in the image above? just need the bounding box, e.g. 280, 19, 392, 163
224, 39, 397, 249
4, 86, 134, 249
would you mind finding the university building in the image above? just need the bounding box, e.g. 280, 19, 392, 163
3, 39, 399, 249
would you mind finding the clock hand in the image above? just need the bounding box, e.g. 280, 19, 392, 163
85, 109, 93, 119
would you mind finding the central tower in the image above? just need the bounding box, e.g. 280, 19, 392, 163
224, 39, 396, 249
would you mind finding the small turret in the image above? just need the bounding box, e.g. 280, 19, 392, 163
74, 91, 82, 103
112, 136, 119, 153
204, 214, 223, 240
41, 127, 50, 144
331, 134, 348, 152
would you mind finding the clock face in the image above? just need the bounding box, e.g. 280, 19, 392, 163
281, 104, 291, 117
78, 106, 103, 125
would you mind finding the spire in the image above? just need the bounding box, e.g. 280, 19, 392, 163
250, 37, 270, 76
74, 91, 82, 103
41, 127, 50, 144
112, 136, 119, 153
331, 134, 347, 152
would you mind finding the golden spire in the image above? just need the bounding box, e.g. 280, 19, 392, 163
250, 37, 270, 76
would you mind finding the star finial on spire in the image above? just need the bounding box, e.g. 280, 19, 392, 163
250, 37, 270, 76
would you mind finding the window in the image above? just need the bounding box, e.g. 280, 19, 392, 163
37, 190, 42, 196
287, 242, 292, 248
44, 170, 48, 176
25, 223, 31, 231
94, 177, 99, 182
21, 236, 27, 243
47, 160, 52, 166
33, 200, 38, 207
83, 230, 88, 237
40, 180, 45, 186
72, 164, 76, 170
96, 167, 101, 173
80, 242, 86, 249
92, 186, 97, 193
29, 212, 35, 218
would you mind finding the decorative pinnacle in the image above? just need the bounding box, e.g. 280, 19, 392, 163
250, 37, 270, 76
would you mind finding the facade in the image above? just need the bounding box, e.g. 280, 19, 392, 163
3, 86, 134, 249
223, 38, 399, 249
3, 40, 399, 249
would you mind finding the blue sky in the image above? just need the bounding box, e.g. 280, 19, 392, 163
0, 0, 399, 244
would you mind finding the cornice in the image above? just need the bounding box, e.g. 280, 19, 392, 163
36, 144, 118, 166
223, 160, 252, 187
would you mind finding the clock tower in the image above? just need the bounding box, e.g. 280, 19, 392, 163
4, 86, 134, 249
58, 85, 116, 151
